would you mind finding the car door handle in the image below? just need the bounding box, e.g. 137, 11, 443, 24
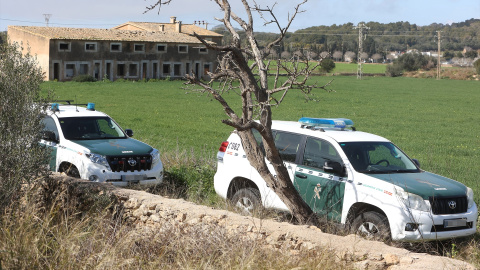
295, 174, 307, 179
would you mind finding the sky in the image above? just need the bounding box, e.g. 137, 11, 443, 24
1, 0, 479, 33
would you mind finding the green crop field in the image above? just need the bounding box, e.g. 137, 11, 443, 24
41, 76, 480, 203
331, 62, 387, 74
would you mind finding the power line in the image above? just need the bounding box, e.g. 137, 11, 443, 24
0, 18, 119, 27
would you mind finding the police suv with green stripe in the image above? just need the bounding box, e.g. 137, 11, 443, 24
41, 101, 163, 186
214, 117, 477, 241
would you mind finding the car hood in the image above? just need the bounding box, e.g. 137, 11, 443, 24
369, 171, 467, 199
72, 138, 153, 156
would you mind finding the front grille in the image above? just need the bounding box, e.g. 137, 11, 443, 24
107, 155, 152, 172
429, 196, 467, 215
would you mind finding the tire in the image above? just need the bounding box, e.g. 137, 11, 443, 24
231, 188, 262, 215
351, 211, 391, 241
60, 163, 80, 178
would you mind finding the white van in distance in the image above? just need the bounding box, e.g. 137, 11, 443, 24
214, 117, 477, 241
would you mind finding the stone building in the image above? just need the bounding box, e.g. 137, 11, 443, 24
7, 17, 222, 81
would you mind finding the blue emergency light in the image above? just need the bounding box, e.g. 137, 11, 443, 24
87, 103, 95, 111
51, 103, 60, 111
299, 117, 354, 129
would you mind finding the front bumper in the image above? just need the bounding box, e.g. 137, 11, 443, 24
84, 161, 164, 186
392, 203, 478, 241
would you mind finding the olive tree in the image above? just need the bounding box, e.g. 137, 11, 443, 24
0, 42, 48, 210
147, 0, 332, 223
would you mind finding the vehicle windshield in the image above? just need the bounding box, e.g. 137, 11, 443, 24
340, 141, 420, 174
59, 117, 126, 140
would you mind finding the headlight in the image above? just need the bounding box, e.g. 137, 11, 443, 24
467, 187, 475, 209
85, 151, 110, 168
150, 149, 161, 167
395, 188, 430, 212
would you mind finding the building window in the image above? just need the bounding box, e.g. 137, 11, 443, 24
199, 47, 208, 54
204, 63, 211, 75
178, 45, 188, 53
173, 64, 182, 77
65, 64, 75, 78
117, 64, 125, 77
110, 43, 122, 52
85, 43, 97, 52
129, 64, 138, 77
134, 44, 145, 52
162, 64, 171, 76
79, 64, 89, 75
157, 44, 167, 53
59, 42, 70, 52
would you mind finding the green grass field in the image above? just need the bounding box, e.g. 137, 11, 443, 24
41, 76, 480, 203
331, 62, 387, 74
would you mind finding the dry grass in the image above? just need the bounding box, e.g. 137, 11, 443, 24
404, 67, 478, 80
0, 188, 354, 270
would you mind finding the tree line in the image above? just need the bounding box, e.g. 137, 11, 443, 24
213, 19, 480, 60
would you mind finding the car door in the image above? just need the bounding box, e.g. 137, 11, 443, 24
41, 116, 59, 171
294, 137, 346, 222
272, 131, 305, 182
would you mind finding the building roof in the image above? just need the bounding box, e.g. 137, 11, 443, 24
8, 25, 210, 44
114, 21, 223, 37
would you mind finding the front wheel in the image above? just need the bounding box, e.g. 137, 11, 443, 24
60, 163, 80, 178
351, 211, 391, 242
231, 188, 262, 215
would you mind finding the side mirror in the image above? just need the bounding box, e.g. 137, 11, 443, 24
324, 160, 346, 177
412, 159, 420, 168
125, 129, 134, 137
42, 130, 58, 143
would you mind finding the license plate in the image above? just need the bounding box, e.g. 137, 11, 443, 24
444, 218, 467, 228
121, 174, 147, 181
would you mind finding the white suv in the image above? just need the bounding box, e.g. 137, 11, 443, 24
214, 117, 477, 241
41, 101, 163, 186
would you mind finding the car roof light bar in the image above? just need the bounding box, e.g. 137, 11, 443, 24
299, 117, 354, 130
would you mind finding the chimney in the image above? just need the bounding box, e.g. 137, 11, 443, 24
170, 16, 176, 24
175, 21, 182, 33
159, 24, 164, 31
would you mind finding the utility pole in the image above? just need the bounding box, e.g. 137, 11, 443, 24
43, 14, 52, 27
354, 23, 369, 79
436, 31, 442, 80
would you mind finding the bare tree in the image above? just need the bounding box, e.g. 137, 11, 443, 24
344, 51, 356, 62
280, 50, 291, 59
359, 52, 369, 62
332, 51, 343, 61
371, 53, 382, 63
146, 0, 332, 224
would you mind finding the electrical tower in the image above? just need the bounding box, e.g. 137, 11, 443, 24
354, 23, 369, 79
43, 14, 52, 27
436, 31, 442, 80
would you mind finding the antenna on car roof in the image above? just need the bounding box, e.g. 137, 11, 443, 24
75, 95, 79, 112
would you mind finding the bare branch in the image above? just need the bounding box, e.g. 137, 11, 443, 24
143, 0, 173, 14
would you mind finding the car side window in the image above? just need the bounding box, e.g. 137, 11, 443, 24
252, 128, 263, 147
42, 116, 59, 141
303, 137, 342, 172
274, 131, 302, 163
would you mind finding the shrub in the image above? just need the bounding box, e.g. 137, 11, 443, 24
319, 58, 336, 73
385, 63, 403, 77
474, 59, 480, 75
72, 74, 96, 82
0, 42, 49, 210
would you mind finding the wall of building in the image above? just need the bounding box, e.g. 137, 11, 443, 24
48, 39, 217, 81
8, 27, 51, 80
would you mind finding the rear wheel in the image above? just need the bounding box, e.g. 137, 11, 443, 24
351, 211, 391, 241
231, 188, 262, 215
